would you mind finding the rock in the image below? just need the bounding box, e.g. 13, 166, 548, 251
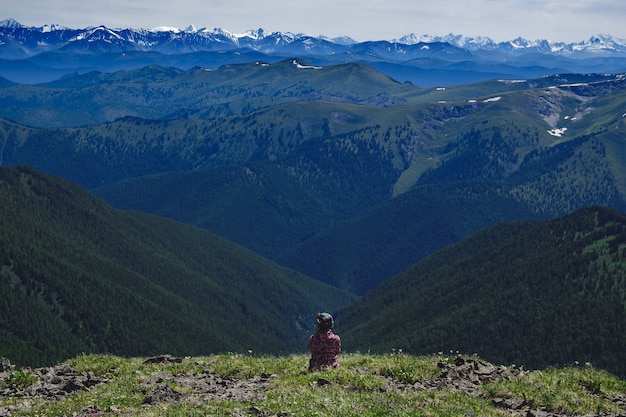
0, 358, 12, 373
316, 378, 331, 386
60, 380, 87, 394
80, 405, 101, 414
143, 383, 185, 405
504, 398, 526, 410
53, 364, 74, 376
0, 361, 109, 404
143, 355, 183, 364
526, 411, 550, 417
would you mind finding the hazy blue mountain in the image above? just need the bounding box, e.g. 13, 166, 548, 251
2, 67, 626, 295
0, 60, 414, 127
2, 19, 626, 85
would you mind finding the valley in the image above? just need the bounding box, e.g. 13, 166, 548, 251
1, 20, 626, 379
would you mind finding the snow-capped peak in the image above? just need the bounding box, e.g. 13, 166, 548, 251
39, 24, 69, 33
151, 26, 181, 33
241, 28, 267, 40
571, 34, 626, 52
392, 32, 626, 55
396, 33, 496, 48
1, 19, 626, 58
0, 18, 23, 29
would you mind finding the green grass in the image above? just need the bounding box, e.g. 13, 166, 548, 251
1, 371, 38, 391
483, 364, 626, 415
3, 353, 625, 417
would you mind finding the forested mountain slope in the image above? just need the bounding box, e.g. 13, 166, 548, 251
339, 206, 626, 378
0, 166, 354, 367
276, 181, 539, 294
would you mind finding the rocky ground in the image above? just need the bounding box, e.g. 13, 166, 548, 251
1, 355, 626, 417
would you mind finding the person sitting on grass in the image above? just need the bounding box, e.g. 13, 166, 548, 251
308, 312, 341, 371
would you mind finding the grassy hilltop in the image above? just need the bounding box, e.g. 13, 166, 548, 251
2, 353, 626, 417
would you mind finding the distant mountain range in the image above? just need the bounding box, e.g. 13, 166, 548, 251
2, 62, 626, 295
2, 18, 626, 85
397, 33, 626, 55
2, 18, 626, 57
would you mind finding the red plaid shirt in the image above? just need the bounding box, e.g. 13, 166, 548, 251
308, 329, 341, 370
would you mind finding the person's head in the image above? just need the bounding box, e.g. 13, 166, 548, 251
316, 312, 334, 331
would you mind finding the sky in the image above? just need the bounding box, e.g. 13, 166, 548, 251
2, 0, 625, 43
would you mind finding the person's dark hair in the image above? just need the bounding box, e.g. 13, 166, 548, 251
316, 312, 334, 330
